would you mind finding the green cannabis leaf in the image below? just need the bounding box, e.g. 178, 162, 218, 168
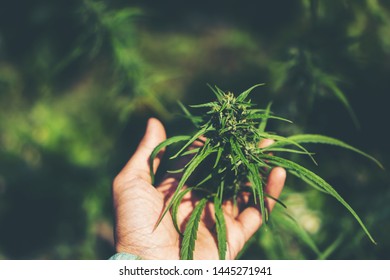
180, 198, 208, 260
150, 84, 383, 259
214, 195, 227, 260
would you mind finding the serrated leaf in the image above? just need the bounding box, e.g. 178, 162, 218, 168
172, 188, 193, 236
259, 132, 317, 165
280, 212, 321, 256
288, 169, 328, 194
149, 135, 191, 184
236, 83, 265, 102
323, 76, 360, 129
195, 173, 213, 188
248, 163, 267, 221
212, 146, 224, 169
214, 85, 227, 98
265, 193, 287, 208
180, 148, 200, 156
214, 195, 227, 260
218, 180, 225, 201
283, 134, 383, 169
178, 101, 202, 127
170, 126, 210, 159
189, 102, 217, 108
263, 154, 376, 244
230, 138, 249, 166
154, 147, 215, 230
180, 197, 208, 260
259, 102, 272, 133
251, 154, 271, 168
181, 139, 210, 170
248, 113, 292, 124
318, 234, 344, 260
207, 84, 223, 102
263, 147, 316, 155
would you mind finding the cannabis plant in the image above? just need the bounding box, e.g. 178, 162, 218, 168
149, 84, 383, 260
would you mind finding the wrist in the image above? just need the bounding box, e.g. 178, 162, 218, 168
109, 252, 141, 260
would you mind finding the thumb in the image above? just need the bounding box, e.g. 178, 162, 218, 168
119, 118, 167, 184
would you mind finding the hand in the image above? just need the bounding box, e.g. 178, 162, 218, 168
112, 118, 286, 259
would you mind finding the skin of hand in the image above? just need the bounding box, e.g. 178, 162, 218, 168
112, 118, 286, 260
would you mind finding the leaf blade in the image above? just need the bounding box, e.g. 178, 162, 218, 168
236, 83, 265, 101
214, 195, 227, 260
149, 135, 191, 184
248, 163, 267, 221
180, 197, 208, 260
258, 102, 272, 133
284, 134, 383, 169
170, 126, 210, 159
154, 147, 215, 230
263, 154, 376, 244
172, 188, 193, 236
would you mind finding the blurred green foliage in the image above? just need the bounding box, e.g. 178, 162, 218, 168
0, 0, 389, 259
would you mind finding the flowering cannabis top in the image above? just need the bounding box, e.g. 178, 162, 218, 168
149, 84, 382, 260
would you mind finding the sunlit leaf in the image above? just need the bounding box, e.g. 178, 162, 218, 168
248, 113, 292, 124
149, 135, 191, 184
150, 84, 381, 260
180, 197, 208, 260
263, 154, 376, 244
283, 134, 383, 169
170, 125, 210, 159
207, 84, 223, 102
236, 83, 265, 101
248, 163, 266, 221
172, 188, 193, 236
214, 195, 227, 260
154, 147, 215, 229
189, 102, 217, 108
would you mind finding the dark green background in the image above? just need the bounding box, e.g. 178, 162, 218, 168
0, 0, 389, 259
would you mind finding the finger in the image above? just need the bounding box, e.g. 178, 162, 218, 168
115, 118, 167, 185
259, 138, 274, 148
236, 166, 286, 242
264, 167, 286, 212
259, 139, 274, 173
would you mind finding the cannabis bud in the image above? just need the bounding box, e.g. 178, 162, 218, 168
149, 84, 382, 260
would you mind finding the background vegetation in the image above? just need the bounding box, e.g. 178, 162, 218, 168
0, 0, 389, 259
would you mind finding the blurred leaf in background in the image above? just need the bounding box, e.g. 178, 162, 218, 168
0, 0, 389, 259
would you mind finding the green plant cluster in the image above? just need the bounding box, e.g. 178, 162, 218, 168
150, 85, 383, 259
1, 0, 389, 260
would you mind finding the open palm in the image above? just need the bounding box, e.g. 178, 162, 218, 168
112, 118, 286, 260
